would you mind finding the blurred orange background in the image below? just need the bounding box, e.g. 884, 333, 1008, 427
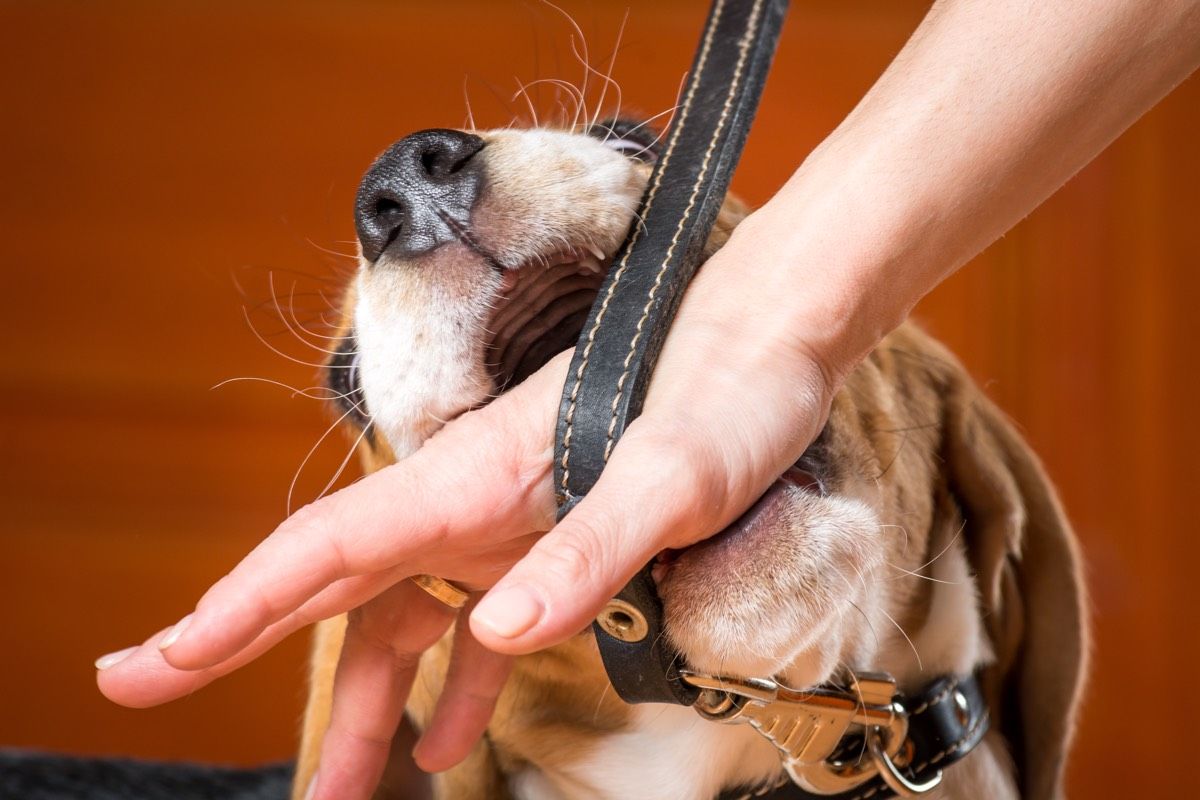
1, 1, 1196, 797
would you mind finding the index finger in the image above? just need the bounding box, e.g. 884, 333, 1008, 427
159, 355, 567, 672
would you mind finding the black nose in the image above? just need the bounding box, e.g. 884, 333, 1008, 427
354, 129, 485, 263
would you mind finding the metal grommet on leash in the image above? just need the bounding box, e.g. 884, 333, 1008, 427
411, 574, 469, 609
596, 598, 649, 642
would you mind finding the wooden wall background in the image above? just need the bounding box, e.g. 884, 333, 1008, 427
2, 1, 1196, 796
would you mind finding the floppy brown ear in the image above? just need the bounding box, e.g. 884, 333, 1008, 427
932, 339, 1089, 800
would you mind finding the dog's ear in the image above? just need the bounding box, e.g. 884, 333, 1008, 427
934, 343, 1088, 800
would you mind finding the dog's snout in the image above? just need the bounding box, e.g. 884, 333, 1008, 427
354, 129, 485, 262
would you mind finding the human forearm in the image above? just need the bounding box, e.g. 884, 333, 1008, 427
740, 0, 1200, 377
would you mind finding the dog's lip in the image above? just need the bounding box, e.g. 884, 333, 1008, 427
410, 210, 614, 390
651, 467, 823, 579
437, 210, 506, 273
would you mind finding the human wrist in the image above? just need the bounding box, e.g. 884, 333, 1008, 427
725, 167, 930, 392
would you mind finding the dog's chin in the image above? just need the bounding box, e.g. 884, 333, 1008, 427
656, 481, 884, 688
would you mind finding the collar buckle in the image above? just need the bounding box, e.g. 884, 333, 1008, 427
681, 669, 943, 797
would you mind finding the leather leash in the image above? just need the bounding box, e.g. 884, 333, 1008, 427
554, 0, 789, 707
551, 1, 989, 797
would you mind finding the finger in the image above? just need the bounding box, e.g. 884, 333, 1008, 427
470, 423, 726, 654
309, 580, 457, 800
412, 598, 513, 772
160, 355, 568, 672
98, 564, 410, 707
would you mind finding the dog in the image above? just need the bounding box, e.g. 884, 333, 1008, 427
293, 119, 1087, 799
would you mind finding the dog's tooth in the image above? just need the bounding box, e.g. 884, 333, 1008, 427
588, 245, 606, 262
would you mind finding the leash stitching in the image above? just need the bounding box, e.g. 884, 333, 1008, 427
603, 0, 765, 462
559, 0, 727, 496
908, 679, 958, 717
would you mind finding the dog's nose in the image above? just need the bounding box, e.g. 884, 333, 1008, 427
354, 129, 485, 262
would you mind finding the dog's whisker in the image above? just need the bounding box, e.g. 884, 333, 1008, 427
844, 588, 881, 652
612, 103, 679, 139
284, 278, 352, 343
874, 428, 910, 479
303, 237, 359, 262
882, 558, 965, 585
842, 561, 886, 655
839, 657, 873, 763
584, 8, 628, 132
908, 520, 966, 575
211, 376, 354, 401
526, 6, 544, 127
878, 522, 911, 551
478, 76, 528, 128
566, 35, 591, 130
462, 74, 478, 131
877, 605, 923, 671
535, 0, 592, 130
512, 78, 541, 129
285, 288, 352, 344
624, 113, 678, 161
522, 78, 585, 124
848, 557, 923, 670
269, 272, 349, 356
592, 681, 613, 725
654, 69, 690, 137
243, 307, 356, 370
313, 416, 373, 504
287, 398, 369, 516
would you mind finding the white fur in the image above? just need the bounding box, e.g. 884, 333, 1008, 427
514, 705, 779, 800
355, 263, 496, 458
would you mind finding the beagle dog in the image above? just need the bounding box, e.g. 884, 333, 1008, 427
294, 121, 1087, 800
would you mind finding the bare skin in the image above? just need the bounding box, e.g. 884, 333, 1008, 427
96, 2, 1200, 798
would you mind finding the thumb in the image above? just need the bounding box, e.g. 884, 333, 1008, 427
468, 427, 725, 654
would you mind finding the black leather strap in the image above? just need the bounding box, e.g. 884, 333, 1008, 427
717, 674, 991, 800
553, 0, 789, 706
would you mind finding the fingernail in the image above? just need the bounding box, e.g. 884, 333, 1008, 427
94, 646, 138, 670
473, 586, 544, 639
303, 771, 319, 800
158, 613, 193, 651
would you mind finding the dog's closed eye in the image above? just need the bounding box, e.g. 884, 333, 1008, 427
586, 117, 662, 162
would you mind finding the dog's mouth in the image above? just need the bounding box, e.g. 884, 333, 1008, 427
485, 247, 610, 389
651, 466, 825, 582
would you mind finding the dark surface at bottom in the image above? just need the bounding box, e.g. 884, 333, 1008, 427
0, 750, 291, 800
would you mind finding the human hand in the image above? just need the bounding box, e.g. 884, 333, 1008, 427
95, 208, 851, 800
